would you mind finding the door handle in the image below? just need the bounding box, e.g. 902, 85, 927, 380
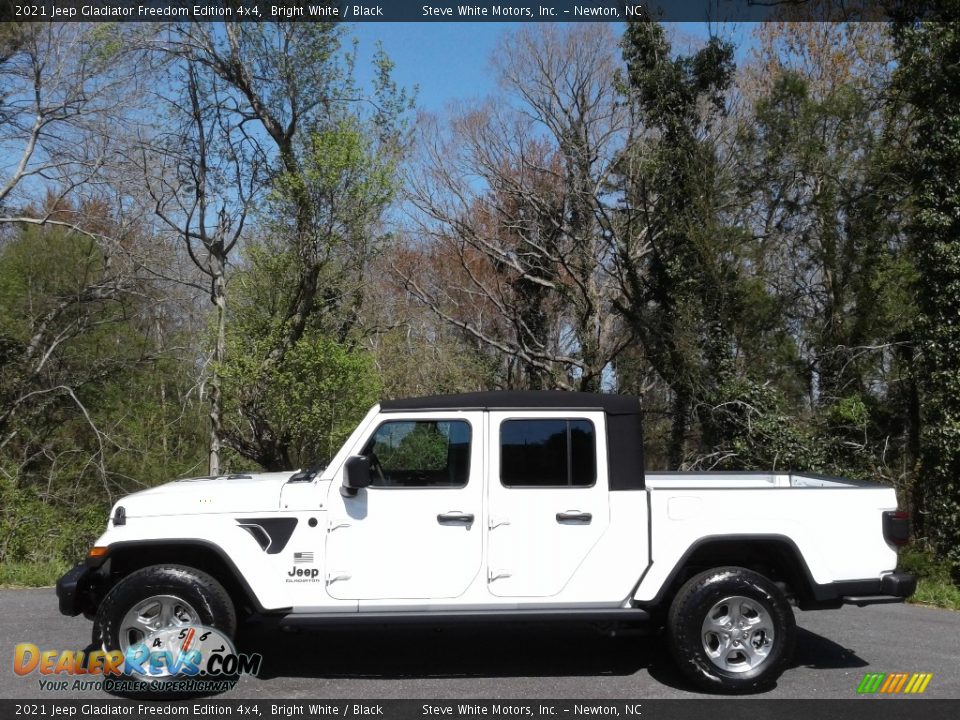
488, 516, 510, 530
556, 511, 592, 523
438, 512, 475, 524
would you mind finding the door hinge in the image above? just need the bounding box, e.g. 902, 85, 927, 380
488, 569, 512, 582
326, 571, 352, 584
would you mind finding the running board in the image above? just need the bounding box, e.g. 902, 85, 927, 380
264, 607, 651, 628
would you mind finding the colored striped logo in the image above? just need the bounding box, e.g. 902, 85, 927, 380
857, 672, 933, 694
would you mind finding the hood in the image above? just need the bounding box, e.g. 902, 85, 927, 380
115, 472, 295, 518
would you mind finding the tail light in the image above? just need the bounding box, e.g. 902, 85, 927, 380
883, 510, 910, 547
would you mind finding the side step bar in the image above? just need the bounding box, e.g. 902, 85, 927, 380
262, 608, 651, 628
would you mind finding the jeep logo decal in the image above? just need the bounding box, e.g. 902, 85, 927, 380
286, 566, 320, 581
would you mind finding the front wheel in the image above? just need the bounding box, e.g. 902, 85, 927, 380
94, 565, 237, 697
667, 566, 796, 694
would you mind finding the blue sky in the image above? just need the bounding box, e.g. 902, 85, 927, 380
351, 22, 513, 113
350, 22, 758, 113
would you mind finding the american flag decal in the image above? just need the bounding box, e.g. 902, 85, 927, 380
294, 552, 314, 564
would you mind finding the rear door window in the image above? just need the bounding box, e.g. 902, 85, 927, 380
500, 419, 596, 487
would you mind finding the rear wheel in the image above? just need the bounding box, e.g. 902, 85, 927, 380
667, 566, 795, 693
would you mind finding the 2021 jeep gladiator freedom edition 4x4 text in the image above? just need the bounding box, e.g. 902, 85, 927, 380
57, 391, 916, 692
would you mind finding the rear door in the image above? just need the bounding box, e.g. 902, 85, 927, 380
486, 411, 609, 597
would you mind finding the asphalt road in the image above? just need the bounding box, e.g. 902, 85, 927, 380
1, 588, 958, 700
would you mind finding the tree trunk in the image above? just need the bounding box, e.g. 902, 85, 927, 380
208, 270, 226, 476
668, 387, 690, 469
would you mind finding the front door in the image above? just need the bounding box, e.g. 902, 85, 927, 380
486, 411, 609, 597
325, 413, 484, 600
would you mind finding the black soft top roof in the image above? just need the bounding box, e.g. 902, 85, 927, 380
380, 391, 645, 490
380, 390, 641, 415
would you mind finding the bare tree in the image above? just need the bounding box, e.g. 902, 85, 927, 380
402, 24, 632, 391
0, 24, 143, 237
139, 61, 261, 475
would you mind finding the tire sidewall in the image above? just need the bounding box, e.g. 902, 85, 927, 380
668, 567, 796, 693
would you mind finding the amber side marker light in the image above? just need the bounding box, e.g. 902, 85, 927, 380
87, 546, 109, 559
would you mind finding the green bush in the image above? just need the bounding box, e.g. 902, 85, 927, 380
900, 545, 960, 611
0, 477, 108, 566
900, 545, 952, 582
0, 561, 70, 588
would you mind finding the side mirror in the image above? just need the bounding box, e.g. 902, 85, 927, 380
341, 455, 372, 497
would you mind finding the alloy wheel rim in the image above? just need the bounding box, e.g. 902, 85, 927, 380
700, 595, 775, 673
118, 594, 201, 666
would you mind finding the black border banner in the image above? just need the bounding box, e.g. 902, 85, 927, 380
2, 700, 959, 720
0, 1, 933, 23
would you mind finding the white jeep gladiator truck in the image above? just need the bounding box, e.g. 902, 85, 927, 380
56, 391, 915, 693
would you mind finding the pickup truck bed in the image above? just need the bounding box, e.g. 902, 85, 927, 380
639, 471, 907, 608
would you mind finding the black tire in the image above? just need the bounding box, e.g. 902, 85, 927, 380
667, 566, 795, 694
94, 565, 236, 698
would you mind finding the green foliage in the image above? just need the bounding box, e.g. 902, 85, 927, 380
700, 378, 917, 491
699, 380, 824, 471
894, 5, 960, 577
621, 22, 734, 131
826, 394, 869, 434
0, 476, 107, 564
88, 360, 209, 483
374, 336, 493, 398
911, 579, 960, 611
221, 328, 380, 469
900, 546, 951, 582
251, 334, 380, 467
618, 23, 745, 466
746, 64, 912, 406
0, 225, 104, 337
264, 117, 399, 320
271, 117, 398, 237
900, 546, 960, 610
375, 422, 451, 472
221, 237, 383, 469
83, 24, 124, 65
655, 23, 918, 514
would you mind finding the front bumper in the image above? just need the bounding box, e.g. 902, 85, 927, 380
55, 563, 98, 617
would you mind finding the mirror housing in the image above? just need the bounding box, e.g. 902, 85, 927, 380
341, 455, 372, 497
